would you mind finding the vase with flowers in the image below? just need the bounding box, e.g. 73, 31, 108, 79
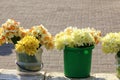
0, 19, 54, 72
54, 27, 101, 78
102, 32, 120, 78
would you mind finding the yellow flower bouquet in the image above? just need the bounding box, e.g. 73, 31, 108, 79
15, 25, 54, 55
0, 19, 54, 54
102, 32, 120, 54
55, 27, 101, 50
1, 19, 27, 44
0, 19, 54, 72
101, 32, 120, 78
15, 36, 40, 56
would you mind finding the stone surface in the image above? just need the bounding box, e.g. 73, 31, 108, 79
46, 72, 119, 80
0, 69, 119, 80
0, 69, 45, 80
92, 73, 119, 80
46, 72, 68, 80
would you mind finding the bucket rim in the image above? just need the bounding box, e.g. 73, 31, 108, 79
64, 45, 94, 51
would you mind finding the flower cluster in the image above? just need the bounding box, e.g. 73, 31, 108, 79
15, 36, 40, 56
0, 27, 6, 45
1, 19, 28, 44
29, 25, 54, 49
102, 32, 120, 54
54, 27, 101, 50
0, 19, 54, 56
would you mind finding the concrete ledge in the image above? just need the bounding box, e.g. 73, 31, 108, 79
0, 69, 45, 80
0, 69, 119, 80
46, 72, 119, 80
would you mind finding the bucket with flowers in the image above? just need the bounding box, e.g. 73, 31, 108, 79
101, 32, 120, 78
54, 27, 101, 78
0, 19, 54, 72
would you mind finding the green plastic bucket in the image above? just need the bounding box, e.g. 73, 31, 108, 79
64, 46, 94, 78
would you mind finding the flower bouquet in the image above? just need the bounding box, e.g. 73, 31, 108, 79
0, 19, 54, 72
54, 27, 101, 78
101, 32, 120, 78
55, 27, 101, 49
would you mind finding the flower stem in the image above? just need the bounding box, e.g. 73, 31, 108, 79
117, 51, 120, 57
11, 36, 21, 44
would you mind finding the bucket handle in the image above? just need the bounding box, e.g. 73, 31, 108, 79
16, 62, 43, 72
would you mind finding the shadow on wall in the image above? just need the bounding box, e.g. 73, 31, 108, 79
0, 43, 14, 56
